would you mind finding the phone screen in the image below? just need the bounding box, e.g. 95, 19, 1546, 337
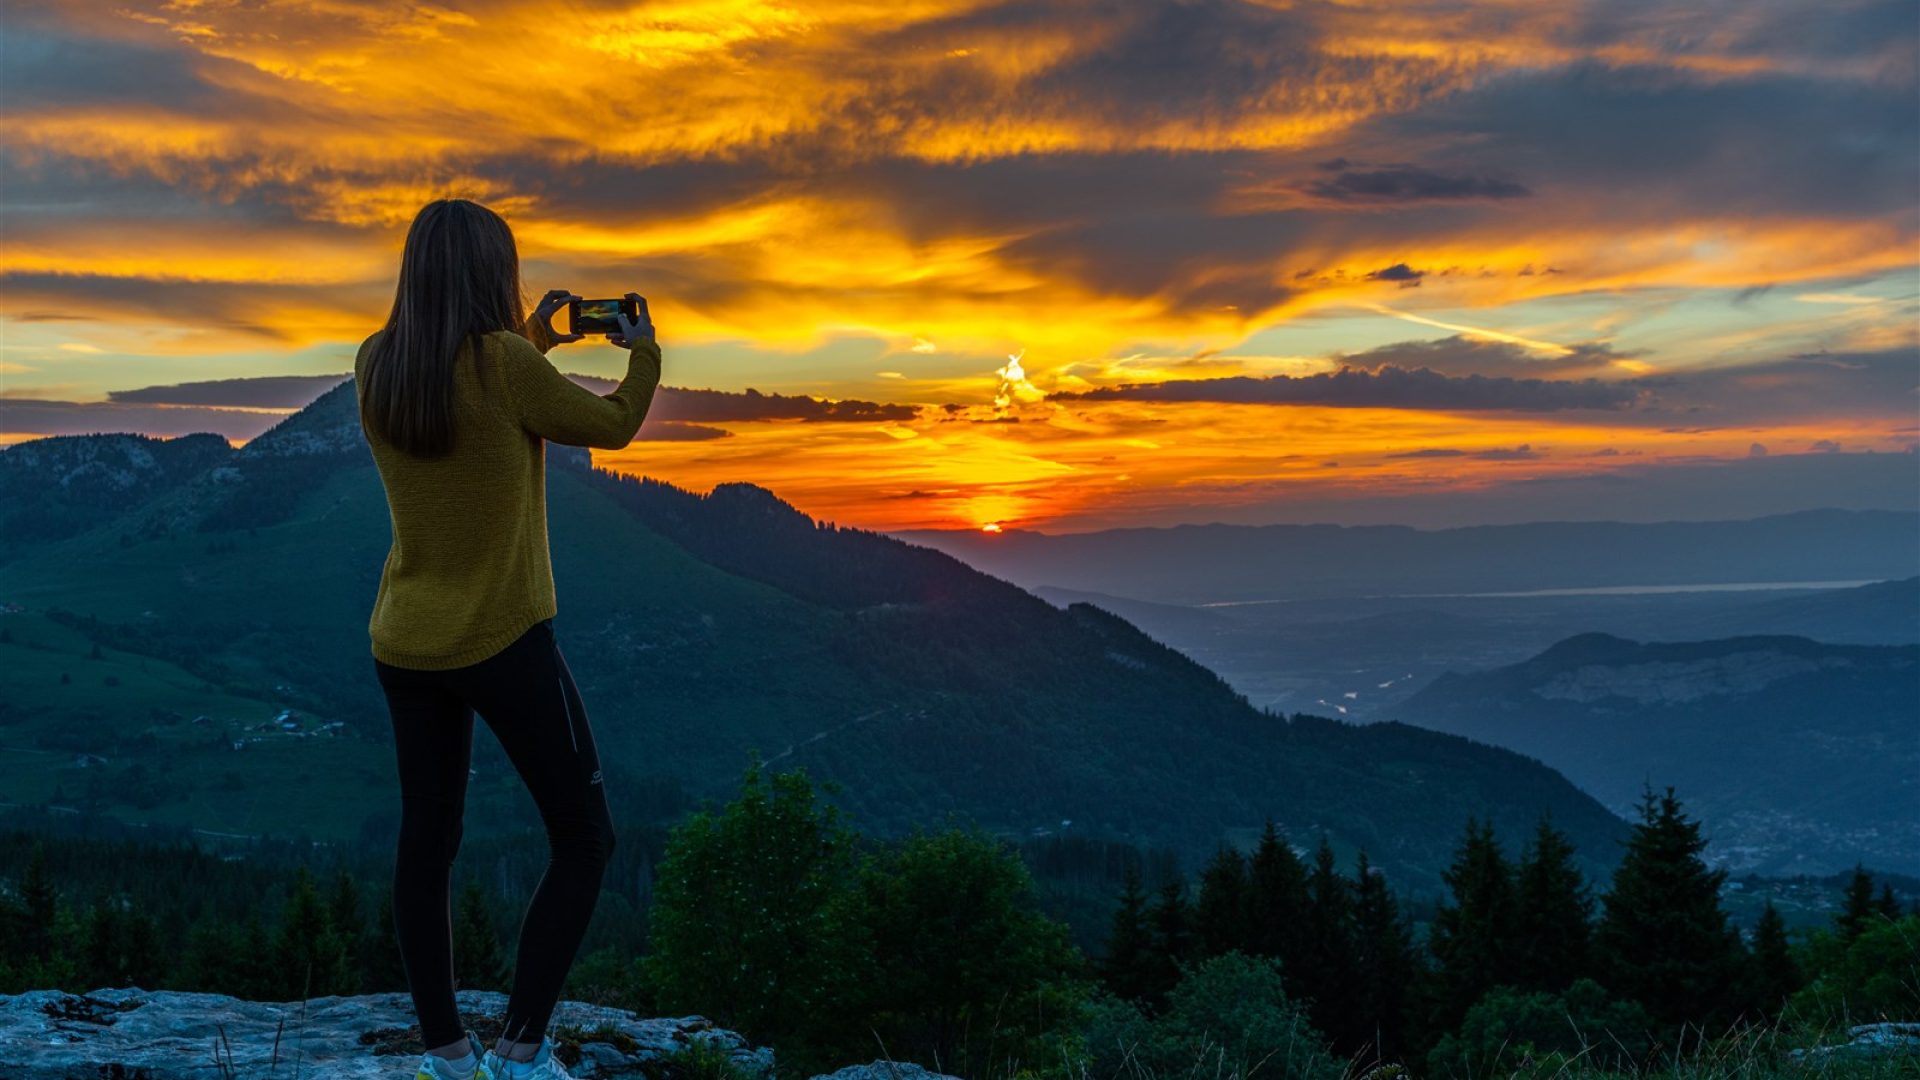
570, 298, 633, 336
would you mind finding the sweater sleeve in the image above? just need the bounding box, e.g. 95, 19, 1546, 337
498, 332, 662, 450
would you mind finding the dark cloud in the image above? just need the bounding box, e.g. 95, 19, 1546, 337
1307, 165, 1531, 202
1335, 335, 1643, 378
1642, 347, 1920, 423
1366, 263, 1424, 283
638, 422, 732, 442
0, 398, 269, 441
1059, 365, 1645, 412
0, 272, 386, 343
868, 0, 1336, 132
1560, 0, 1917, 67
1056, 344, 1917, 425
100, 372, 918, 427
1389, 444, 1539, 460
1359, 56, 1918, 223
566, 380, 918, 424
111, 375, 349, 408
647, 386, 919, 424
10, 371, 918, 444
995, 210, 1313, 311
0, 23, 226, 110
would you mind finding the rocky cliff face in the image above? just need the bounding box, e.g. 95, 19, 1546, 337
1392, 632, 1920, 876
1, 986, 780, 1080
1531, 648, 1860, 705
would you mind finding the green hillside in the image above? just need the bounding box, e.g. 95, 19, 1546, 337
0, 382, 1631, 890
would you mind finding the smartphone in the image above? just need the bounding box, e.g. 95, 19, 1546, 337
568, 297, 639, 336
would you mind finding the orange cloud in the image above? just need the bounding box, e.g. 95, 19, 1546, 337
3, 0, 1914, 529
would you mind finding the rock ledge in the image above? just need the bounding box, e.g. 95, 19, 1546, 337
0, 986, 775, 1079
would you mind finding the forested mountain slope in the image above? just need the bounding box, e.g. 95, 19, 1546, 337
0, 382, 1629, 889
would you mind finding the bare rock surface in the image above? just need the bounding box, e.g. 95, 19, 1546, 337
0, 986, 774, 1079
805, 1062, 963, 1080
1789, 1022, 1920, 1063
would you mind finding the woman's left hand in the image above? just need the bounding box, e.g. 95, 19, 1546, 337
533, 289, 585, 345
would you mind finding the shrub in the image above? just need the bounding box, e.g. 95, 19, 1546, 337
1081, 952, 1340, 1080
1787, 915, 1920, 1030
1426, 978, 1653, 1077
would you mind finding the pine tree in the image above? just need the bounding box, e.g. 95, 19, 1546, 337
82, 896, 124, 989
1837, 865, 1876, 941
1100, 864, 1155, 1001
121, 908, 165, 990
366, 884, 408, 992
1512, 815, 1592, 991
1428, 818, 1517, 1027
1299, 836, 1357, 1046
1351, 851, 1419, 1063
1244, 820, 1310, 987
1193, 846, 1249, 959
1145, 879, 1195, 1011
19, 844, 56, 963
236, 913, 277, 1001
452, 878, 507, 990
1748, 901, 1799, 1017
1874, 883, 1903, 922
76, 897, 162, 991
273, 867, 338, 1000
324, 869, 366, 994
1595, 788, 1744, 1031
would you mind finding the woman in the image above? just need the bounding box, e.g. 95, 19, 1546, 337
354, 198, 662, 1080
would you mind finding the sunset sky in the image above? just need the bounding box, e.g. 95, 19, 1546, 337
2, 0, 1916, 532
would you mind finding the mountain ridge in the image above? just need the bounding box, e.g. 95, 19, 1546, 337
0, 388, 1634, 889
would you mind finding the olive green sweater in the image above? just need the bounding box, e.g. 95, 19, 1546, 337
353, 320, 662, 669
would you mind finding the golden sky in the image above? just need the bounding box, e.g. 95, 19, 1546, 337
2, 0, 1916, 530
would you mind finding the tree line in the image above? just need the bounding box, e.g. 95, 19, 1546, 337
1, 776, 1914, 1078
1097, 789, 1916, 1073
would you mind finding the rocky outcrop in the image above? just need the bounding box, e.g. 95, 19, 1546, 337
809, 1063, 962, 1080
0, 986, 775, 1079
1789, 1022, 1920, 1063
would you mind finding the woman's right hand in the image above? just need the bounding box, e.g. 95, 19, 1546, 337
610, 293, 655, 349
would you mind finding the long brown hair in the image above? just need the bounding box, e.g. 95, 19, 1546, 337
359, 199, 527, 457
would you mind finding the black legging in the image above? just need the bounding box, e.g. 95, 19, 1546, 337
374, 617, 615, 1049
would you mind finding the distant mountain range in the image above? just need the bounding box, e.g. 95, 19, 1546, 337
1023, 577, 1919, 720
1659, 578, 1920, 644
0, 386, 1631, 892
898, 512, 1920, 605
1390, 633, 1920, 877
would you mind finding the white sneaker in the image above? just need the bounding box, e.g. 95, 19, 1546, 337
414, 1031, 495, 1080
482, 1036, 572, 1080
